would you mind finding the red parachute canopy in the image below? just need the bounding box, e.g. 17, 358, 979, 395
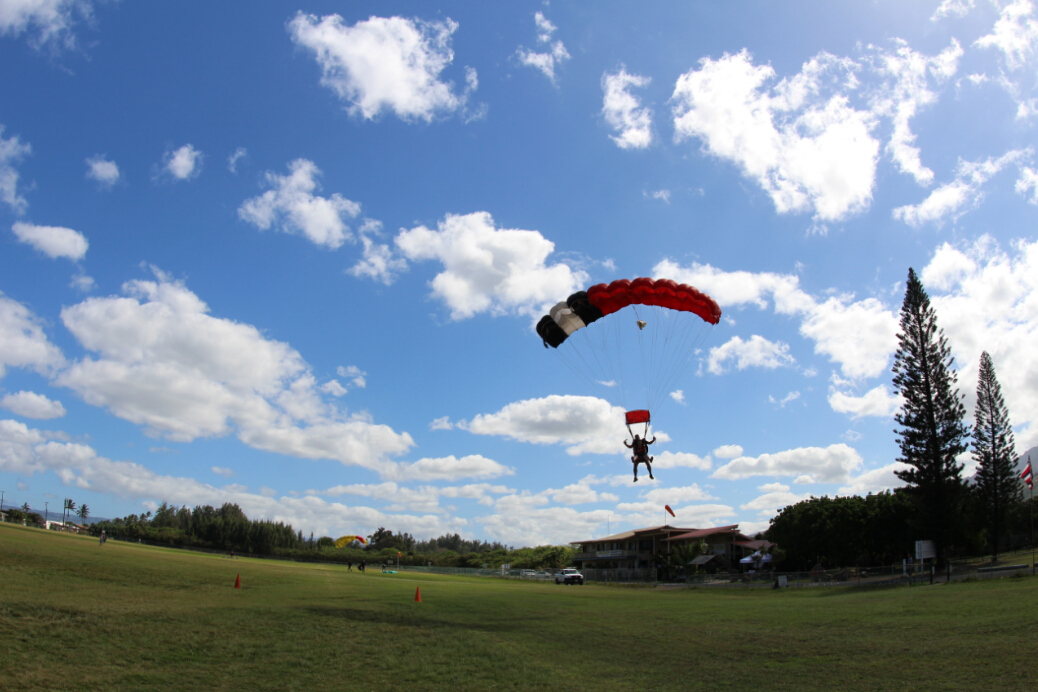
625, 409, 651, 425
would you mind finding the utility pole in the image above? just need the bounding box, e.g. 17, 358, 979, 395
45, 501, 49, 524
1, 490, 4, 513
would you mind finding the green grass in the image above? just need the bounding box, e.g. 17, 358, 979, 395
2, 523, 1035, 691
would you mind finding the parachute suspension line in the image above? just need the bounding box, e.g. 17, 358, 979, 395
632, 304, 653, 414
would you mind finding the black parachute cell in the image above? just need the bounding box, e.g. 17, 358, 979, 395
566, 291, 604, 326
536, 315, 569, 348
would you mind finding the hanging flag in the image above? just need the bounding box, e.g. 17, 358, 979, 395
1022, 458, 1033, 490
665, 504, 675, 518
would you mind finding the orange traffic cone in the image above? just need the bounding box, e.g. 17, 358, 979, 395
234, 574, 241, 589
414, 586, 422, 602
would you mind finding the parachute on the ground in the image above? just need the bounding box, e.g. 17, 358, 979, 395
334, 535, 368, 549
536, 277, 721, 436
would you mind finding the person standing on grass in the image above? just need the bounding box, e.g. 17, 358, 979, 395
347, 560, 353, 571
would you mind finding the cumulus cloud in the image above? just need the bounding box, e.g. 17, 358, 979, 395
51, 271, 415, 476
669, 390, 685, 404
707, 335, 795, 375
85, 155, 119, 188
287, 12, 474, 122
0, 419, 461, 538
394, 212, 587, 320
0, 126, 31, 213
12, 222, 88, 260
739, 482, 811, 515
162, 144, 202, 181
712, 443, 863, 483
602, 67, 653, 149
0, 0, 92, 51
770, 390, 801, 407
713, 444, 743, 459
462, 395, 629, 456
672, 50, 878, 222
0, 292, 65, 380
655, 258, 899, 380
227, 148, 246, 173
867, 39, 962, 186
641, 483, 715, 503
516, 12, 570, 84
348, 221, 408, 284
393, 455, 514, 482
828, 373, 901, 418
238, 159, 361, 249
1017, 166, 1038, 203
931, 0, 975, 21
920, 236, 1038, 449
336, 365, 366, 389
0, 391, 65, 419
892, 149, 1032, 227
211, 466, 233, 477
974, 0, 1038, 72
649, 451, 712, 471
837, 462, 912, 495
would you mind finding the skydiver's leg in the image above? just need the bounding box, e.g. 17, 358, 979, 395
646, 459, 654, 480
632, 460, 639, 482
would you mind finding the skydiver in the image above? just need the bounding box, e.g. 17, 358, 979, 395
624, 433, 656, 482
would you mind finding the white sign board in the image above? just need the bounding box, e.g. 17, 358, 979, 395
915, 540, 935, 561
777, 575, 788, 588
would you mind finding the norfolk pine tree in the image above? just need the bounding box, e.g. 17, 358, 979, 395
972, 351, 1020, 561
892, 268, 969, 566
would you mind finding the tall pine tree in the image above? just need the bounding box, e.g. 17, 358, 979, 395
971, 351, 1020, 561
892, 268, 969, 566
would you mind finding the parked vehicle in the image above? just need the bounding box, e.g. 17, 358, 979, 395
555, 568, 584, 585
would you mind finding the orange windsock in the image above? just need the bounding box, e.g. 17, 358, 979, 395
665, 505, 675, 517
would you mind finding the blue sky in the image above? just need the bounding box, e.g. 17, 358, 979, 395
1, 0, 1036, 545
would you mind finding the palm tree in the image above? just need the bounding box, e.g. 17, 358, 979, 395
64, 499, 77, 530
21, 502, 30, 513
670, 539, 712, 580
77, 504, 90, 524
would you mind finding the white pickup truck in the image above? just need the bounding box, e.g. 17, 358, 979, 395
555, 568, 585, 585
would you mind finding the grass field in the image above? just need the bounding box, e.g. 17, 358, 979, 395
2, 523, 1035, 691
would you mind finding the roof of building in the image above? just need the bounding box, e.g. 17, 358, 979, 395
733, 539, 774, 551
665, 525, 749, 542
573, 525, 697, 545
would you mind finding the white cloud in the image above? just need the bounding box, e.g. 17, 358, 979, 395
70, 273, 94, 293
647, 189, 671, 203
394, 212, 587, 320
867, 39, 962, 186
211, 466, 233, 477
0, 391, 65, 419
227, 147, 246, 173
12, 222, 88, 261
713, 444, 743, 459
462, 395, 629, 456
828, 373, 901, 418
0, 0, 91, 50
669, 390, 685, 404
349, 232, 407, 284
238, 159, 361, 249
649, 451, 711, 471
0, 292, 65, 380
712, 443, 863, 483
516, 11, 570, 84
429, 416, 453, 431
162, 144, 202, 181
641, 483, 715, 503
770, 390, 801, 407
319, 380, 347, 397
893, 149, 1032, 227
0, 419, 462, 539
51, 271, 415, 476
837, 462, 912, 495
0, 125, 31, 213
479, 501, 609, 546
602, 67, 653, 149
85, 155, 119, 188
931, 0, 975, 21
920, 236, 1038, 449
287, 13, 473, 122
1017, 166, 1038, 203
974, 0, 1038, 72
336, 365, 366, 388
739, 482, 811, 515
672, 50, 878, 222
393, 455, 514, 482
656, 259, 898, 379
707, 335, 795, 375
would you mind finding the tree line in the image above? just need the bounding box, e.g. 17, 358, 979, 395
766, 269, 1030, 569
